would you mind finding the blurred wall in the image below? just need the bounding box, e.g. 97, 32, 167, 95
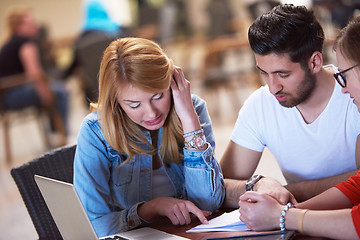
0, 0, 83, 41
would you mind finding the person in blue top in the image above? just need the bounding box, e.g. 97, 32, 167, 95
81, 0, 120, 35
73, 37, 225, 237
61, 0, 124, 103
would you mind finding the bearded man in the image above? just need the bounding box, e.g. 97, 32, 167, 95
220, 4, 360, 207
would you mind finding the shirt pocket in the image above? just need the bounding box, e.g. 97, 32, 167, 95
111, 161, 134, 187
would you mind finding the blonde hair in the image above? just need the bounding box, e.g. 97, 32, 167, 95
92, 37, 183, 164
2, 6, 32, 45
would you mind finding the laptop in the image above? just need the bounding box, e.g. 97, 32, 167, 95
34, 175, 189, 240
34, 175, 99, 240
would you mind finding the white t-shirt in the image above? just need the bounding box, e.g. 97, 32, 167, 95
231, 65, 360, 183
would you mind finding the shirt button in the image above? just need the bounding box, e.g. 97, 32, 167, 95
128, 216, 135, 227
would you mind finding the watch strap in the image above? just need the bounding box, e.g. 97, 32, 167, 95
245, 174, 263, 191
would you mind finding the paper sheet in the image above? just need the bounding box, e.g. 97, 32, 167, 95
186, 209, 250, 233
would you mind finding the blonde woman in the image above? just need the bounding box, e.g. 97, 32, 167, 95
73, 37, 225, 237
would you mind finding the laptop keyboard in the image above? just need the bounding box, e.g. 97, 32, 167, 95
103, 236, 129, 240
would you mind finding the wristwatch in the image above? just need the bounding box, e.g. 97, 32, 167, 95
184, 134, 206, 149
245, 174, 263, 191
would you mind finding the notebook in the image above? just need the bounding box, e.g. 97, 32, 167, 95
34, 175, 189, 240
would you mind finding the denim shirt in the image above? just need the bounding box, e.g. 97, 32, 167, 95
74, 95, 225, 237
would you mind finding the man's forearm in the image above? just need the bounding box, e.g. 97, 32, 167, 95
285, 169, 358, 202
221, 178, 247, 208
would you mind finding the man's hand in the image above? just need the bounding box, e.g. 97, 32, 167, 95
254, 177, 297, 205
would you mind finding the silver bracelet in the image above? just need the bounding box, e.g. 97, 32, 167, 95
280, 203, 294, 232
183, 129, 203, 139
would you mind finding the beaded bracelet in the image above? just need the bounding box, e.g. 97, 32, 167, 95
183, 129, 203, 139
280, 203, 294, 232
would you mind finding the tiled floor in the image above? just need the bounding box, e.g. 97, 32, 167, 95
0, 76, 284, 239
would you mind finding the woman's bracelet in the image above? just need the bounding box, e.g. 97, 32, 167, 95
280, 203, 294, 232
184, 134, 207, 149
183, 129, 203, 139
298, 209, 309, 234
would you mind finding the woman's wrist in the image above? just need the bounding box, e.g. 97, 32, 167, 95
137, 200, 156, 222
281, 208, 303, 232
298, 209, 309, 234
179, 110, 201, 134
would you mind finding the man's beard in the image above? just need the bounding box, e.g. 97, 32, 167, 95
278, 68, 316, 108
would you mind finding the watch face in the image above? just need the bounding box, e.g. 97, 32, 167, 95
194, 136, 205, 147
185, 134, 206, 149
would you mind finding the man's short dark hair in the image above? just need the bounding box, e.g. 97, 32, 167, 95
248, 4, 324, 68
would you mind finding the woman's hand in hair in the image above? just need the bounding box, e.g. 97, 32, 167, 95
137, 197, 211, 225
171, 66, 201, 134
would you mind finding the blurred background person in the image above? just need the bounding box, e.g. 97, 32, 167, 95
0, 6, 69, 146
61, 0, 129, 104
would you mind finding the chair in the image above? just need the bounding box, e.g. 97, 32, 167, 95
11, 144, 76, 240
198, 36, 262, 124
0, 74, 66, 165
